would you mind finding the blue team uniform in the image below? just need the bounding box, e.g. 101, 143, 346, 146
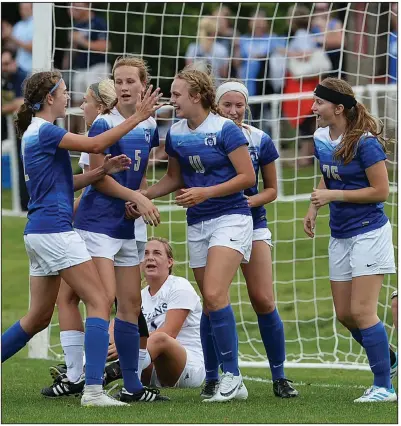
21, 117, 70, 235
165, 113, 251, 225
242, 125, 279, 230
314, 126, 388, 239
74, 108, 159, 239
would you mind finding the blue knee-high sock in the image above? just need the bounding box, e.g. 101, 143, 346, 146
350, 328, 364, 347
85, 317, 109, 385
200, 313, 220, 382
1, 321, 31, 363
209, 305, 239, 376
361, 322, 391, 389
257, 309, 286, 381
114, 318, 143, 393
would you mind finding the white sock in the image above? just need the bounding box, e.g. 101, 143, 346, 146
60, 330, 85, 382
138, 349, 151, 378
84, 384, 103, 396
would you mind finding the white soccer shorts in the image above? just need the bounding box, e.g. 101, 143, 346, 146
150, 348, 206, 389
187, 214, 253, 269
136, 240, 146, 263
75, 229, 139, 267
329, 221, 396, 281
24, 231, 92, 276
252, 227, 273, 247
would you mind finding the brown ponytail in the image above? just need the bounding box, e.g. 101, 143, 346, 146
320, 77, 388, 165
14, 71, 62, 138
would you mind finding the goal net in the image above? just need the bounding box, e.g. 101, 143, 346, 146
27, 2, 397, 369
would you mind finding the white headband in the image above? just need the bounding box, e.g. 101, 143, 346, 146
216, 82, 249, 104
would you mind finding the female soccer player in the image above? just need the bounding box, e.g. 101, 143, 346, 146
214, 80, 298, 398
144, 67, 256, 402
105, 237, 206, 389
1, 70, 162, 407
40, 78, 143, 398
73, 56, 168, 403
303, 77, 396, 402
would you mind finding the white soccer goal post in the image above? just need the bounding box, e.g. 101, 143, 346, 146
18, 3, 397, 370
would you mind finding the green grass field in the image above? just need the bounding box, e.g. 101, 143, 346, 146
1, 162, 398, 423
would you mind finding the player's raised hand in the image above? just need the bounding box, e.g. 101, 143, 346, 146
175, 187, 210, 208
102, 154, 131, 175
132, 192, 161, 226
134, 85, 163, 122
303, 206, 318, 238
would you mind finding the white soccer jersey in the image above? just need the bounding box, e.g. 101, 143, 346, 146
141, 275, 204, 366
78, 152, 147, 242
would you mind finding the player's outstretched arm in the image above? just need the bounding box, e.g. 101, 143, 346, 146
145, 156, 184, 200
72, 154, 131, 191
59, 86, 163, 153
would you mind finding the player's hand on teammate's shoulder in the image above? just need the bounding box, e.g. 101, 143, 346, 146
175, 187, 211, 208
102, 154, 132, 175
125, 201, 141, 220
134, 85, 164, 121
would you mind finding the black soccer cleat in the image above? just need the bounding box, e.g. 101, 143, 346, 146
200, 379, 219, 399
103, 361, 123, 387
273, 378, 299, 398
41, 373, 85, 398
116, 386, 170, 402
49, 363, 67, 381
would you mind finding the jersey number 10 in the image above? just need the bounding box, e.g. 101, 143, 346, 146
189, 155, 205, 173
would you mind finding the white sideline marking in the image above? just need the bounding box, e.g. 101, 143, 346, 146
243, 375, 367, 390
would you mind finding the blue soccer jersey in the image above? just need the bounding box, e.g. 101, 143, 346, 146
74, 108, 159, 239
165, 113, 251, 225
314, 126, 388, 238
21, 117, 71, 234
243, 125, 279, 230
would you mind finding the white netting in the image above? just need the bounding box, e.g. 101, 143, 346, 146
23, 3, 397, 368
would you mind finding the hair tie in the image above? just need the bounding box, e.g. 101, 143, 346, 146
216, 82, 249, 104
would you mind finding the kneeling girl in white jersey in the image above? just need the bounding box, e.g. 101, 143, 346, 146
215, 80, 298, 399
1, 71, 161, 407
145, 68, 256, 402
140, 237, 205, 388
304, 77, 396, 403
73, 56, 168, 403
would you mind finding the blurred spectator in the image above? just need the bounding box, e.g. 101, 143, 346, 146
63, 3, 111, 108
185, 17, 229, 85
389, 2, 397, 84
2, 3, 33, 73
280, 5, 331, 167
1, 47, 29, 211
211, 6, 240, 77
311, 3, 345, 78
237, 11, 285, 97
1, 49, 27, 141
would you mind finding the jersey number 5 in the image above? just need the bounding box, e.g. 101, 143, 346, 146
189, 155, 205, 173
322, 164, 341, 181
133, 150, 141, 171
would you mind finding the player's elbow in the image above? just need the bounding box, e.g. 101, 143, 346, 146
244, 171, 256, 189
376, 185, 389, 202
89, 144, 103, 154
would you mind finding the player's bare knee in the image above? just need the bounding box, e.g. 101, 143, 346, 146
250, 294, 275, 314
148, 331, 169, 348
202, 288, 227, 311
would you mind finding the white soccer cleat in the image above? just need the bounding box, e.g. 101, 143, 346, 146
203, 372, 242, 403
81, 390, 128, 407
234, 381, 248, 400
354, 385, 397, 403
